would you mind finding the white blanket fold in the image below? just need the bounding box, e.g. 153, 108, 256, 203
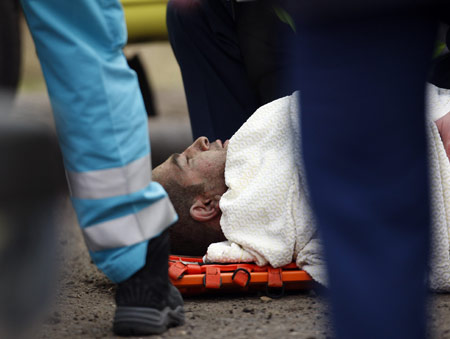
427, 84, 450, 291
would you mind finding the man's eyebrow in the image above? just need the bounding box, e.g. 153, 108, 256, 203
170, 153, 183, 171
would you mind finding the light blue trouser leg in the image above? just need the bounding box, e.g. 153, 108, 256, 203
21, 0, 177, 283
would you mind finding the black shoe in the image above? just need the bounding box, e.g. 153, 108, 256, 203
113, 230, 185, 336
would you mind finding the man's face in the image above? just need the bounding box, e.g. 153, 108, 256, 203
153, 137, 229, 193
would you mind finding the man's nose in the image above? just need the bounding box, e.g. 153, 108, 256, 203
184, 137, 209, 156
195, 137, 209, 150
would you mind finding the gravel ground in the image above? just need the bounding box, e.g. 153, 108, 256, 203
11, 20, 450, 339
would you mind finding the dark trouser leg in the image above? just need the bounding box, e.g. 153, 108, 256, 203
166, 0, 259, 141
291, 14, 437, 339
235, 0, 298, 105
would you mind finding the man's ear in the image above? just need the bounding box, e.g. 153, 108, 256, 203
190, 196, 220, 222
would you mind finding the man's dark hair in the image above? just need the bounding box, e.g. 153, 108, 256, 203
162, 178, 225, 256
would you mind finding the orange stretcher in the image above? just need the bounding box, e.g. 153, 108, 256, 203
168, 255, 315, 296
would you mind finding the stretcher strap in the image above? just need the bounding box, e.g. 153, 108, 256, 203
266, 267, 285, 298
232, 268, 251, 287
168, 262, 188, 280
203, 267, 222, 289
267, 267, 283, 288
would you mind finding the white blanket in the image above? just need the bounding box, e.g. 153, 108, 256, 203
204, 92, 326, 284
205, 87, 450, 290
427, 85, 450, 291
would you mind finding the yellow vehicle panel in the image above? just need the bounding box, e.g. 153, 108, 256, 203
121, 0, 169, 43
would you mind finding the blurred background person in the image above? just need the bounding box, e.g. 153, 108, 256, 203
166, 0, 298, 141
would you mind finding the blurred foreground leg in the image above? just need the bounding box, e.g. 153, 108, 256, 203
291, 11, 437, 339
0, 118, 65, 338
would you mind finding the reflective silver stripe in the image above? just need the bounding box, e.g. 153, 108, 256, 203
83, 196, 177, 252
66, 155, 151, 199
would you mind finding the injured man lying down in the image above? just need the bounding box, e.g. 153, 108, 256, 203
153, 89, 450, 291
